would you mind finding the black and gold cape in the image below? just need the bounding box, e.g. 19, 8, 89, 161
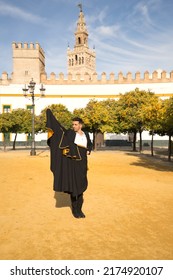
46, 109, 92, 196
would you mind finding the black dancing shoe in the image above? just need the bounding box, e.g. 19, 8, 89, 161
72, 209, 81, 218
78, 210, 86, 218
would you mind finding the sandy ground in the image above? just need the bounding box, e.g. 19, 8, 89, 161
0, 148, 173, 260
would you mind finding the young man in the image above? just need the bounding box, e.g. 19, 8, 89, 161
46, 109, 92, 219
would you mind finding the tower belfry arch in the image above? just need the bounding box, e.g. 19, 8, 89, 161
67, 5, 96, 78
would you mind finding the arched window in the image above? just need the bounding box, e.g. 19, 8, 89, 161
82, 57, 84, 64
79, 57, 81, 65
69, 59, 71, 66
72, 59, 74, 66
78, 37, 81, 44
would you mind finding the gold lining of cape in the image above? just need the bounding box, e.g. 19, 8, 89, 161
75, 145, 82, 161
47, 128, 54, 139
59, 129, 69, 149
59, 129, 82, 161
62, 148, 70, 156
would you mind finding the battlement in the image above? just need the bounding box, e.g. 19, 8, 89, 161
12, 42, 45, 57
40, 70, 173, 85
0, 70, 173, 86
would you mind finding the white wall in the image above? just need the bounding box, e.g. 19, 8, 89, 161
1, 82, 172, 142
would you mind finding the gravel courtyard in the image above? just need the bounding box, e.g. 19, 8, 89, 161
0, 149, 173, 260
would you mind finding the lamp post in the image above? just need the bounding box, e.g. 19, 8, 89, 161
23, 78, 45, 156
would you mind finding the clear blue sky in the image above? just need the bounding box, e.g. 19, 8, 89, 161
0, 0, 173, 77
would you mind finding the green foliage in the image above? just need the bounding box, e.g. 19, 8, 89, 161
0, 112, 12, 133
116, 88, 156, 133
140, 95, 163, 132
74, 99, 102, 132
100, 99, 119, 133
0, 109, 33, 149
1, 92, 172, 155
10, 108, 32, 134
115, 88, 158, 151
0, 109, 32, 134
38, 104, 73, 132
73, 99, 119, 133
157, 97, 173, 136
73, 99, 120, 150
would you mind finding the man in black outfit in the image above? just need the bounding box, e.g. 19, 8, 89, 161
46, 109, 92, 219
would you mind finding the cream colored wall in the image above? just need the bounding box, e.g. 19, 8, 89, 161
0, 81, 173, 142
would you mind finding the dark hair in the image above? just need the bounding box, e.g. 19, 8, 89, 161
72, 117, 83, 124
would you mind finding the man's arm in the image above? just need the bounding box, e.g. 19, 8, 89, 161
85, 132, 92, 154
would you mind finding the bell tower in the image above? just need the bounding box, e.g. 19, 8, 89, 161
67, 4, 96, 78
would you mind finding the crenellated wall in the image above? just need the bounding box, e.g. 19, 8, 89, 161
39, 70, 173, 85
12, 42, 45, 58
0, 69, 173, 85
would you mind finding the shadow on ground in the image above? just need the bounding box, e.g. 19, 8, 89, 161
125, 151, 173, 172
54, 192, 71, 208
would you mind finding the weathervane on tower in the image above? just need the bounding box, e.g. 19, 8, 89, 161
77, 3, 82, 12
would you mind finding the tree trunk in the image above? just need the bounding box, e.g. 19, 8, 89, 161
13, 133, 17, 150
3, 140, 6, 152
151, 131, 154, 156
132, 131, 137, 151
139, 130, 142, 153
168, 134, 172, 162
3, 133, 7, 152
93, 131, 97, 151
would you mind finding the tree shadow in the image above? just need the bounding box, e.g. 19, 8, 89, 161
54, 192, 71, 208
0, 147, 49, 152
125, 152, 173, 172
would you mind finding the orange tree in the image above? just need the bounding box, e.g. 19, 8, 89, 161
0, 112, 11, 150
73, 99, 119, 150
140, 95, 163, 156
116, 88, 156, 152
155, 97, 173, 161
37, 104, 73, 133
10, 109, 32, 150
0, 109, 32, 150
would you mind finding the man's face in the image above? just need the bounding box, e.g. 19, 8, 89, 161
72, 121, 82, 132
